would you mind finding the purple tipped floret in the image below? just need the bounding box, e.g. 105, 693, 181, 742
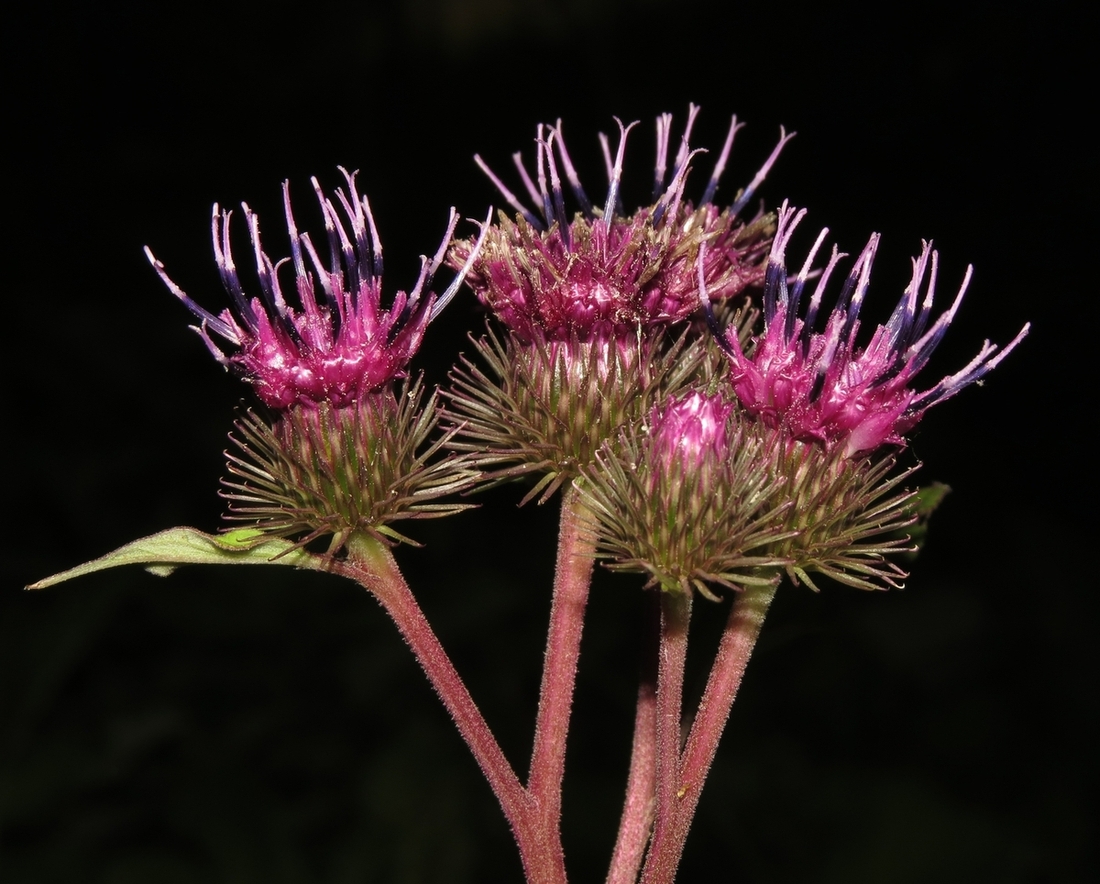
147, 169, 489, 409
703, 201, 1029, 456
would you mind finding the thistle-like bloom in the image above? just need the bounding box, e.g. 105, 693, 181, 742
144, 170, 489, 550
705, 202, 1030, 456
451, 105, 792, 342
146, 168, 486, 409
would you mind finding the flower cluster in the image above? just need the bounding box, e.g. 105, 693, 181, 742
580, 194, 1028, 597
138, 111, 1027, 588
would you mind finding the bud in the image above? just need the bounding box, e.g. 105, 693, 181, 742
578, 392, 792, 599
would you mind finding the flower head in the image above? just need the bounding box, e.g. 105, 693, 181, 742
146, 168, 486, 409
451, 106, 792, 343
705, 202, 1029, 456
578, 391, 791, 598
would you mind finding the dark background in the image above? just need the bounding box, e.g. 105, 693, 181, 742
4, 1, 1094, 881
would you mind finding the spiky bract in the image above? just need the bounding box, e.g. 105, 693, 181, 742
445, 326, 706, 504
763, 440, 919, 591
222, 378, 478, 550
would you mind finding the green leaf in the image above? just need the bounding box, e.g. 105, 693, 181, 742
27, 527, 326, 590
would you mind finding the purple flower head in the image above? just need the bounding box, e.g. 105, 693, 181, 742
650, 391, 735, 471
146, 168, 488, 410
452, 106, 792, 343
703, 202, 1029, 456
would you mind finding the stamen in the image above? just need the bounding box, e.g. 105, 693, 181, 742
652, 146, 706, 228
432, 207, 494, 322
282, 182, 308, 281
418, 206, 457, 296
474, 153, 541, 227
729, 127, 795, 217
535, 124, 554, 226
786, 226, 830, 343
598, 131, 614, 193
213, 207, 256, 330
842, 234, 879, 346
551, 119, 593, 215
911, 249, 938, 342
601, 118, 639, 231
653, 112, 673, 199
885, 240, 932, 352
700, 114, 744, 206
763, 201, 807, 323
512, 150, 543, 211
542, 129, 570, 248
804, 245, 846, 332
696, 243, 736, 358
670, 103, 702, 182
335, 168, 374, 292
243, 203, 291, 326
299, 232, 335, 303
362, 192, 384, 282
904, 264, 973, 375
145, 246, 240, 343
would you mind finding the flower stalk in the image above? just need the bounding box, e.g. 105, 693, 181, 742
605, 591, 660, 884
639, 582, 777, 884
337, 533, 570, 884
528, 485, 597, 825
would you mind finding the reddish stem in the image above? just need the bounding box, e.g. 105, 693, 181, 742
605, 591, 661, 884
641, 591, 693, 884
528, 484, 596, 838
339, 533, 567, 884
639, 582, 777, 884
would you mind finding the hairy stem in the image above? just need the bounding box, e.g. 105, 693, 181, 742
606, 590, 661, 884
339, 533, 567, 884
527, 484, 597, 853
641, 591, 693, 884
639, 583, 777, 884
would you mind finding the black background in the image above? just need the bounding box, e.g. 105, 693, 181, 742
4, 1, 1094, 881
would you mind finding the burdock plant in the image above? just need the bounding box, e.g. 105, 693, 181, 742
31, 109, 1026, 884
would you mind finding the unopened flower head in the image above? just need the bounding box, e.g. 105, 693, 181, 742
579, 390, 791, 599
451, 105, 792, 343
704, 202, 1030, 456
146, 168, 487, 409
650, 390, 734, 472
